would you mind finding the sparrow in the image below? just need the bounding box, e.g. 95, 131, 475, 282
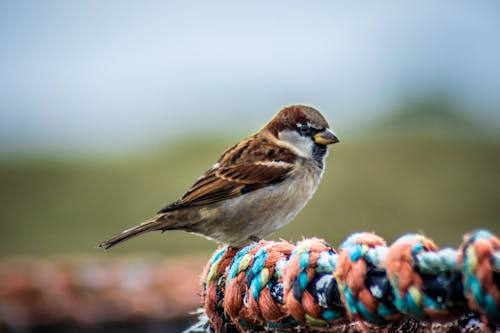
99, 105, 339, 249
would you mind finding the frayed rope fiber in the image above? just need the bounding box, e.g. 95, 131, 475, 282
199, 230, 499, 332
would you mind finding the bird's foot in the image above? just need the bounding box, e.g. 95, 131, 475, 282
248, 235, 261, 243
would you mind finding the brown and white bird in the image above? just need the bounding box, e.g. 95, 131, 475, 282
99, 105, 339, 249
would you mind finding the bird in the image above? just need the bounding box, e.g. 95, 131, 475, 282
99, 105, 339, 249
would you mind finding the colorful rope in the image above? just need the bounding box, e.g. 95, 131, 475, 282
459, 230, 500, 323
200, 230, 499, 332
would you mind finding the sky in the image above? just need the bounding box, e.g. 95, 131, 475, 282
1, 1, 499, 153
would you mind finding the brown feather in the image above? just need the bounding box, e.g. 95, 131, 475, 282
157, 134, 296, 213
98, 216, 168, 249
264, 105, 329, 138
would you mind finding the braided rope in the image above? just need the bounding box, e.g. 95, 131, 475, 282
198, 230, 499, 332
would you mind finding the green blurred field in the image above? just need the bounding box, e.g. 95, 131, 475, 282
1, 128, 499, 258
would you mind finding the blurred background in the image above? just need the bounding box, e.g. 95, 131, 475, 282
1, 1, 499, 332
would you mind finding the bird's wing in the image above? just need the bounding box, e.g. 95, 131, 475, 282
157, 135, 297, 213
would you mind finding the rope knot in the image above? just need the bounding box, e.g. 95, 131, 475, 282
336, 232, 398, 325
459, 229, 500, 324
283, 238, 345, 328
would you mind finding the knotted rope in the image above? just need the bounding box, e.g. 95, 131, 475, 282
198, 230, 499, 332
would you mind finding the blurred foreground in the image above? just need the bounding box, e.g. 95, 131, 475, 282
0, 256, 205, 332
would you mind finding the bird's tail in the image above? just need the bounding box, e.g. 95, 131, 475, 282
98, 216, 170, 249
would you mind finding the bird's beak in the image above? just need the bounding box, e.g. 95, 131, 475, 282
314, 128, 339, 145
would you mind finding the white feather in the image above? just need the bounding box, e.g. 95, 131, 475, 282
277, 130, 315, 158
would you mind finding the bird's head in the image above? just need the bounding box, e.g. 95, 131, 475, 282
263, 105, 339, 164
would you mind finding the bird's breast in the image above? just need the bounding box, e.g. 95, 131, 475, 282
192, 158, 323, 246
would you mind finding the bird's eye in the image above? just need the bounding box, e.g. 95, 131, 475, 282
298, 124, 312, 136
